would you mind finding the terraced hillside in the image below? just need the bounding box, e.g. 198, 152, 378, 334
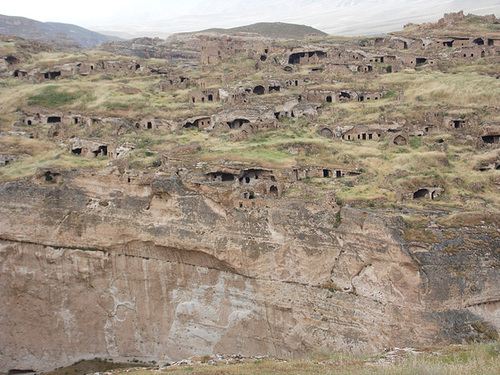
0, 11, 499, 374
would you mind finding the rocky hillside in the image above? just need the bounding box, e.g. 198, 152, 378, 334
97, 37, 201, 60
397, 10, 500, 37
0, 11, 499, 374
1, 168, 498, 372
97, 22, 327, 60
0, 14, 122, 49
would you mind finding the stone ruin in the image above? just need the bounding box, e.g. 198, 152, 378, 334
69, 139, 111, 158
481, 123, 500, 145
411, 187, 444, 200
158, 76, 190, 91
9, 58, 163, 82
189, 88, 221, 104
183, 116, 213, 130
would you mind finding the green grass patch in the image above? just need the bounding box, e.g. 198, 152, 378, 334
410, 136, 422, 149
28, 85, 83, 107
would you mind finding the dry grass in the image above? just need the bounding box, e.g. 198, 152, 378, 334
0, 135, 55, 155
0, 134, 109, 181
0, 150, 108, 181
379, 71, 500, 108
24, 50, 132, 69
337, 184, 396, 204
437, 212, 500, 228
402, 228, 440, 243
102, 341, 500, 375
0, 72, 202, 119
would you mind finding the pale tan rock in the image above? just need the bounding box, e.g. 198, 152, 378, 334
0, 171, 498, 372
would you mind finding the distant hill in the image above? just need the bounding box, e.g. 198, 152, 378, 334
191, 22, 328, 39
0, 14, 123, 48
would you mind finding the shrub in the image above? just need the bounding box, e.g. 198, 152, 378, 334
410, 137, 422, 149
333, 210, 342, 228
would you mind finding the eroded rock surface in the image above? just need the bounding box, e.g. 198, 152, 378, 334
0, 170, 498, 372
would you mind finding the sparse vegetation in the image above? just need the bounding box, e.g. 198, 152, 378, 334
88, 342, 500, 375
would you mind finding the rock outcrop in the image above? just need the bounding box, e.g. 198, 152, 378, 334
0, 169, 498, 372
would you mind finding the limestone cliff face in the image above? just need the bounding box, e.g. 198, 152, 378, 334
0, 169, 498, 372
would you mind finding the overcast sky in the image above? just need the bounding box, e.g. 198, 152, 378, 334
2, 0, 500, 38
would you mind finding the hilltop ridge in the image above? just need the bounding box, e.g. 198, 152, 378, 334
0, 14, 122, 49
396, 10, 499, 37
185, 22, 328, 39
